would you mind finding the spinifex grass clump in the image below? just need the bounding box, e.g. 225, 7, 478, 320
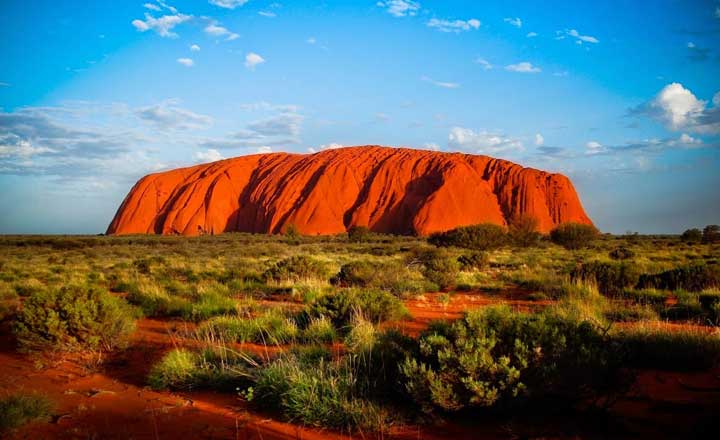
263, 255, 332, 283
0, 392, 54, 433
14, 285, 137, 353
303, 288, 409, 327
148, 347, 255, 390
197, 309, 299, 345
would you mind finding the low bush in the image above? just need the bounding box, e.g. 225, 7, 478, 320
623, 288, 670, 305
550, 223, 600, 250
508, 215, 542, 248
14, 278, 46, 298
428, 223, 507, 251
609, 247, 635, 261
571, 261, 640, 296
263, 256, 331, 283
400, 306, 626, 414
347, 226, 372, 243
14, 285, 136, 352
304, 288, 408, 327
703, 225, 720, 244
343, 316, 377, 355
0, 392, 54, 432
457, 252, 489, 271
636, 264, 720, 292
408, 248, 459, 289
680, 228, 702, 244
331, 261, 377, 287
302, 316, 337, 343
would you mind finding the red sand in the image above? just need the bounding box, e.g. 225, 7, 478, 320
107, 146, 593, 236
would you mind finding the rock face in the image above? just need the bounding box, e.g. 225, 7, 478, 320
107, 146, 594, 236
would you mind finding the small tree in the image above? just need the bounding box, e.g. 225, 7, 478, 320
347, 225, 372, 243
681, 228, 702, 243
702, 225, 720, 244
550, 223, 599, 250
509, 214, 541, 247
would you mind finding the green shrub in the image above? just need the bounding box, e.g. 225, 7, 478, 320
637, 264, 720, 292
263, 255, 331, 283
428, 223, 507, 251
550, 223, 600, 250
148, 349, 199, 390
508, 215, 541, 248
0, 393, 54, 432
343, 316, 377, 355
609, 247, 635, 260
400, 306, 625, 413
304, 288, 408, 327
457, 252, 489, 271
126, 282, 191, 318
571, 261, 640, 296
703, 225, 720, 244
331, 261, 377, 287
680, 228, 702, 243
348, 226, 372, 243
409, 248, 459, 289
14, 285, 136, 352
13, 278, 46, 297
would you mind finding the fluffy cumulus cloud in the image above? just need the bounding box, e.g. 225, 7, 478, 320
505, 62, 541, 73
135, 101, 213, 130
176, 57, 194, 67
208, 0, 248, 9
632, 83, 720, 134
204, 21, 239, 41
190, 44, 200, 51
245, 52, 266, 70
376, 1, 420, 18
448, 127, 523, 154
504, 17, 522, 28
427, 18, 480, 33
132, 12, 191, 38
193, 148, 224, 163
421, 76, 460, 88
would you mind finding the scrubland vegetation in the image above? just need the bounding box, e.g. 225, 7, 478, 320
0, 222, 719, 435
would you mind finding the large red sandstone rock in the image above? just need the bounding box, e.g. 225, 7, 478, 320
107, 146, 593, 236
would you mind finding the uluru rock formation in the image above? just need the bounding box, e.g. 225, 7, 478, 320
107, 146, 594, 236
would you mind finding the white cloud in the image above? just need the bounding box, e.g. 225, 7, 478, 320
0, 138, 56, 158
204, 22, 239, 41
306, 37, 316, 44
534, 133, 544, 146
190, 44, 200, 51
319, 143, 344, 150
560, 29, 599, 44
526, 31, 538, 38
143, 3, 161, 11
586, 140, 604, 155
136, 101, 213, 131
194, 148, 224, 163
427, 18, 480, 33
245, 52, 265, 70
505, 62, 541, 73
423, 142, 440, 151
475, 58, 493, 70
504, 17, 522, 28
256, 146, 272, 154
209, 0, 248, 9
421, 76, 459, 89
448, 127, 524, 154
177, 57, 194, 67
678, 133, 702, 146
259, 11, 276, 17
131, 12, 191, 38
376, 1, 420, 18
632, 83, 720, 134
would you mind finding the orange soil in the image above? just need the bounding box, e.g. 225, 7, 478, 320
2, 291, 719, 439
106, 146, 593, 236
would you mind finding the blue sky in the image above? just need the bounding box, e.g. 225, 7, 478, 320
1, 0, 719, 234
